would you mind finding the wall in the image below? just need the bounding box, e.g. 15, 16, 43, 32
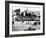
0, 0, 46, 38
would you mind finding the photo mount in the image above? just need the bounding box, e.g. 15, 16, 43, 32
5, 1, 45, 37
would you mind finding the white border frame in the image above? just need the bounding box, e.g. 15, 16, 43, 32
9, 3, 43, 35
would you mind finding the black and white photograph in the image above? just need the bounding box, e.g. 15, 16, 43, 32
12, 7, 40, 31
5, 1, 45, 37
